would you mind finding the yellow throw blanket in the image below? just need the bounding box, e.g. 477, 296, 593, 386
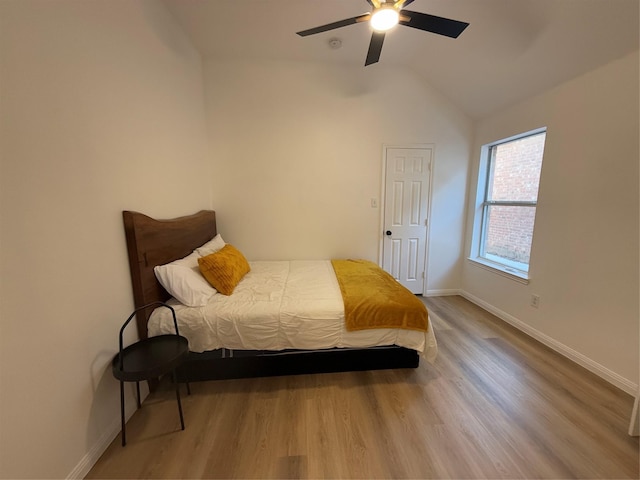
331, 259, 429, 332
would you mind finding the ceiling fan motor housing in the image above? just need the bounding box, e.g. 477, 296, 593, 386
296, 0, 469, 66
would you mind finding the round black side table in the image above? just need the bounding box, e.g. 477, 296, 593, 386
112, 302, 189, 446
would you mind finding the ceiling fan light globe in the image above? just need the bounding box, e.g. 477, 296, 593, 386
370, 7, 399, 32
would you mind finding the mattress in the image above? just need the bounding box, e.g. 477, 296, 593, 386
148, 260, 437, 362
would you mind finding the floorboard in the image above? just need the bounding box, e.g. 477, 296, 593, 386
86, 295, 638, 479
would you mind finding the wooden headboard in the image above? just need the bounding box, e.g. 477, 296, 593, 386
122, 210, 217, 341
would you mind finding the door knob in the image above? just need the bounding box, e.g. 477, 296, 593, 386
385, 230, 392, 236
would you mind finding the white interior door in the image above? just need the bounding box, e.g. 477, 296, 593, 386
382, 146, 432, 294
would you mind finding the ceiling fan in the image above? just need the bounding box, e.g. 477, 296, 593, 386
296, 0, 469, 66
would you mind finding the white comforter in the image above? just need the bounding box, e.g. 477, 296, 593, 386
148, 260, 437, 362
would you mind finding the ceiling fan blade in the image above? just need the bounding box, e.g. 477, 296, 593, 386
399, 10, 469, 38
296, 13, 370, 37
396, 0, 415, 7
365, 31, 385, 66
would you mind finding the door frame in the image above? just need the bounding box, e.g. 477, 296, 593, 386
378, 143, 435, 296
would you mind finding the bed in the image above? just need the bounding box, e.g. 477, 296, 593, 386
123, 210, 437, 383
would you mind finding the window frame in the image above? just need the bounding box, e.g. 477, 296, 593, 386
468, 127, 546, 283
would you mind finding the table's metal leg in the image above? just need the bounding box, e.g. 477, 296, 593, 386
186, 382, 191, 396
135, 381, 141, 409
173, 370, 185, 430
120, 380, 126, 446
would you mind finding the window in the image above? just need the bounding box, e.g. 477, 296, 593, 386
470, 129, 546, 279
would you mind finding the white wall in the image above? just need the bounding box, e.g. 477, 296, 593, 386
462, 51, 639, 392
0, 1, 210, 478
204, 59, 473, 293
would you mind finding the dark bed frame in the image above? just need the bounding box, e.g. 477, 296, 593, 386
122, 210, 419, 383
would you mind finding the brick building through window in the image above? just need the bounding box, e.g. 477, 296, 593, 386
472, 129, 546, 275
484, 133, 545, 265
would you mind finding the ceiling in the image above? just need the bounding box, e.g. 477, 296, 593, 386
163, 0, 639, 119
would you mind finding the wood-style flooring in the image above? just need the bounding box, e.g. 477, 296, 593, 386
86, 295, 638, 479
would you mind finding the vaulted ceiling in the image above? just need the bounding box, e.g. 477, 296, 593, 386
164, 0, 639, 119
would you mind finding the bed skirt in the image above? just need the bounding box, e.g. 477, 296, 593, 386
175, 346, 419, 382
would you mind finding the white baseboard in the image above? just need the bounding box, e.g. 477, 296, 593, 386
458, 290, 638, 396
66, 418, 121, 480
425, 288, 461, 296
66, 388, 145, 479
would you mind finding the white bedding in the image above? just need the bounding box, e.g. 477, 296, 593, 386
148, 260, 437, 363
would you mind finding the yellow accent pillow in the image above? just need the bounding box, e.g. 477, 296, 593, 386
197, 244, 250, 296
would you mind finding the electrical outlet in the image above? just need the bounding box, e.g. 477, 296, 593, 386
530, 294, 540, 308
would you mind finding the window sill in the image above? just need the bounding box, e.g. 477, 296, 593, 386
467, 257, 530, 284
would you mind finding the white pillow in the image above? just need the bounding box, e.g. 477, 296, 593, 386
154, 251, 217, 307
195, 234, 226, 257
